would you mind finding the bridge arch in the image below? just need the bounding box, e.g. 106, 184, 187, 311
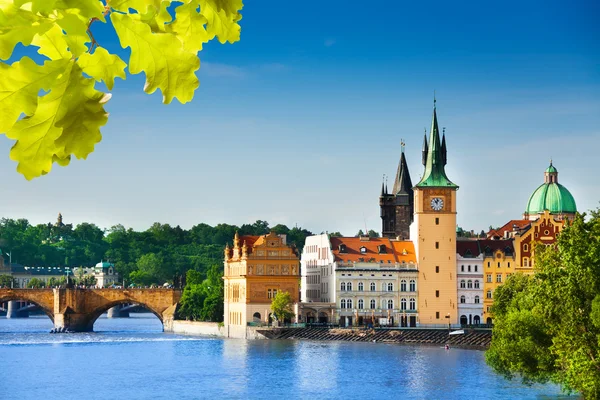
84, 300, 165, 331
0, 294, 55, 322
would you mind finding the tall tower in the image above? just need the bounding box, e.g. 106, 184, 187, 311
380, 142, 414, 239
411, 101, 459, 326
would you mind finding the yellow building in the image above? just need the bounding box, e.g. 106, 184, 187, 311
480, 240, 515, 324
223, 232, 300, 334
410, 102, 459, 326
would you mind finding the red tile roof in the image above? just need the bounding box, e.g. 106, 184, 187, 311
330, 237, 415, 263
487, 220, 530, 239
456, 240, 481, 257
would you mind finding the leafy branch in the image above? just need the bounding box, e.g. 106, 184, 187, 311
0, 0, 243, 179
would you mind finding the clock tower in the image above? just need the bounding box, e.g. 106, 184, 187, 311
410, 101, 459, 326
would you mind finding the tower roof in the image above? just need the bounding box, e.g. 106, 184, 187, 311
525, 162, 576, 215
392, 142, 413, 195
415, 103, 458, 189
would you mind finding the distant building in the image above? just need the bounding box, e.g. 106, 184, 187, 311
223, 232, 300, 336
523, 162, 577, 221
456, 241, 484, 326
480, 240, 515, 324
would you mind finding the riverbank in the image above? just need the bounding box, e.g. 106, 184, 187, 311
167, 320, 492, 349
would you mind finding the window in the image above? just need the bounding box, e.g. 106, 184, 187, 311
435, 217, 439, 225
487, 290, 492, 299
370, 282, 376, 291
435, 290, 440, 298
496, 274, 502, 283
409, 298, 416, 310
475, 265, 478, 272
507, 262, 511, 268
461, 265, 464, 272
370, 299, 376, 309
487, 274, 492, 283
436, 266, 439, 273
487, 262, 490, 268
436, 312, 440, 319
460, 280, 466, 289
358, 299, 364, 309
401, 298, 407, 310
497, 262, 500, 268
474, 296, 480, 304
524, 258, 529, 267
460, 295, 466, 304
387, 300, 393, 309
341, 282, 346, 291
341, 299, 346, 308
523, 244, 529, 252
435, 242, 439, 249
360, 247, 366, 254
387, 283, 393, 292
474, 280, 480, 289
467, 280, 473, 289
409, 280, 416, 292
347, 282, 353, 291
400, 280, 407, 292
347, 299, 353, 309
468, 265, 471, 272
358, 282, 364, 291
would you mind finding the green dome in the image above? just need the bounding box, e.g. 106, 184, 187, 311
526, 182, 577, 215
545, 164, 557, 173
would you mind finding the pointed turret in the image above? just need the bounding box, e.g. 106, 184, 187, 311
421, 130, 428, 166
380, 181, 385, 196
392, 142, 413, 195
441, 128, 447, 166
415, 102, 458, 188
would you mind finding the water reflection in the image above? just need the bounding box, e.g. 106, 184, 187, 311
294, 341, 339, 393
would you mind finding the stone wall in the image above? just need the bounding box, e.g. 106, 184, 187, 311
167, 320, 268, 340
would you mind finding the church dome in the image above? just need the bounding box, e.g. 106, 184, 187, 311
525, 162, 576, 215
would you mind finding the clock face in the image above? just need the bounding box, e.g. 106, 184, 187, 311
430, 197, 444, 211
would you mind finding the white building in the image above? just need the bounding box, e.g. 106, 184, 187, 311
456, 240, 484, 325
299, 234, 336, 323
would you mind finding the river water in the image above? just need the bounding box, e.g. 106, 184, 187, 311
0, 314, 573, 400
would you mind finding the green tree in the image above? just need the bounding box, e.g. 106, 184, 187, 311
27, 278, 45, 288
355, 229, 365, 237
486, 209, 600, 398
0, 0, 244, 179
367, 229, 380, 238
271, 291, 295, 323
0, 274, 14, 288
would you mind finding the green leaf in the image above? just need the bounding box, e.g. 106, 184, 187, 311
6, 60, 110, 179
77, 47, 126, 90
0, 3, 52, 60
110, 0, 162, 14
56, 12, 90, 57
199, 0, 242, 44
32, 24, 71, 60
170, 0, 209, 53
0, 57, 65, 134
112, 12, 199, 104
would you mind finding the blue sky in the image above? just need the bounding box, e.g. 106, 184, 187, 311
1, 0, 599, 235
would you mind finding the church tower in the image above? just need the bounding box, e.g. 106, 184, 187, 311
410, 101, 459, 326
380, 142, 413, 239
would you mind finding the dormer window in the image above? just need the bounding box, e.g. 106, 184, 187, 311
360, 246, 367, 254
339, 244, 347, 253
377, 245, 386, 254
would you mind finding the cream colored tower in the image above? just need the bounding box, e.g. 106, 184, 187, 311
411, 102, 459, 326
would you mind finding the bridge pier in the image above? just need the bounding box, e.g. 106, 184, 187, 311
7, 300, 28, 318
107, 304, 130, 318
53, 312, 94, 332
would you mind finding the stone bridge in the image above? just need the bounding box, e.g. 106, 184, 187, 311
0, 288, 181, 332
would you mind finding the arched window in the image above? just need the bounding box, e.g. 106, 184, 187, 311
358, 299, 364, 309
347, 299, 353, 309
460, 280, 466, 288
467, 280, 473, 289
370, 299, 376, 309
486, 290, 492, 299
347, 282, 352, 291
358, 282, 364, 291
400, 280, 407, 292
387, 299, 393, 309
474, 296, 480, 304
474, 280, 480, 289
387, 282, 393, 292
409, 298, 416, 310
401, 298, 407, 310
523, 244, 529, 252
370, 282, 376, 291
341, 299, 346, 308
460, 295, 466, 304
381, 282, 386, 291
409, 280, 416, 292
341, 282, 346, 291
474, 265, 478, 272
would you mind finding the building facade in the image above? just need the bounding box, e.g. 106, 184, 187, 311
1, 261, 118, 288
223, 232, 300, 332
481, 240, 515, 324
410, 103, 459, 327
380, 143, 414, 240
456, 241, 484, 326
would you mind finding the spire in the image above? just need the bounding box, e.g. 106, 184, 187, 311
441, 127, 447, 166
392, 140, 413, 195
421, 129, 428, 166
380, 174, 385, 196
415, 101, 458, 188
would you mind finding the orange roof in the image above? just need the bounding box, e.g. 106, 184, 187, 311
487, 219, 530, 239
330, 237, 415, 263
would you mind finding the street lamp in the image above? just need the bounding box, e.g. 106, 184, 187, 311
445, 313, 451, 332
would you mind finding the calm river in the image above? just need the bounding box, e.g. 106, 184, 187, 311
0, 314, 573, 400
